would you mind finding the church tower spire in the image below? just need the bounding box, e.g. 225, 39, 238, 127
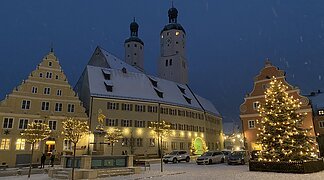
124, 18, 144, 71
158, 5, 188, 84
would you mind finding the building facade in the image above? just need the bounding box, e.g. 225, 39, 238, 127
0, 50, 88, 167
239, 60, 315, 152
308, 92, 324, 156
75, 6, 223, 157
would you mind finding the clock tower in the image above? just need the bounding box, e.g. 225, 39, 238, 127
158, 5, 188, 84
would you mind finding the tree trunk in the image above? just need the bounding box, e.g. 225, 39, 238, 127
111, 143, 114, 155
28, 142, 34, 178
72, 143, 77, 180
160, 138, 163, 172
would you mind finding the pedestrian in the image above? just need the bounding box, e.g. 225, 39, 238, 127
50, 154, 55, 167
40, 153, 46, 169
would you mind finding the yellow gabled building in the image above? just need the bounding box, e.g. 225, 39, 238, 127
0, 50, 88, 167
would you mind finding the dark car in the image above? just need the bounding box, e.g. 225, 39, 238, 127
227, 151, 248, 165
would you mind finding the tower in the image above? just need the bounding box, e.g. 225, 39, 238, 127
124, 18, 144, 71
158, 5, 188, 84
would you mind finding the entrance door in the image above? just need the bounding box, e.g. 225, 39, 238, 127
45, 141, 56, 156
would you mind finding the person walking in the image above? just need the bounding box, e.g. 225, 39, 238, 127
40, 153, 46, 169
50, 154, 55, 167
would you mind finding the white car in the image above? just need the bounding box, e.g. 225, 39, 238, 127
196, 151, 225, 165
163, 150, 190, 163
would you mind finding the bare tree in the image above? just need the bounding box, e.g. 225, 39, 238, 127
21, 122, 51, 178
62, 118, 89, 180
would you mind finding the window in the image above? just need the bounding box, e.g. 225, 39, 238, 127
319, 121, 324, 128
148, 106, 157, 113
135, 120, 145, 127
63, 140, 72, 151
105, 119, 118, 126
102, 69, 111, 80
41, 101, 50, 111
31, 87, 38, 94
21, 100, 31, 110
39, 73, 43, 78
107, 102, 119, 110
176, 31, 180, 36
48, 120, 57, 130
18, 119, 28, 130
55, 75, 59, 80
134, 44, 137, 47
122, 138, 129, 146
171, 142, 177, 150
165, 60, 168, 67
16, 139, 26, 150
136, 138, 143, 147
253, 101, 260, 110
30, 142, 40, 150
169, 59, 172, 66
122, 103, 133, 111
57, 89, 62, 96
121, 119, 132, 127
67, 104, 75, 113
46, 72, 52, 79
149, 138, 155, 147
3, 118, 13, 129
248, 120, 255, 129
127, 44, 130, 47
48, 61, 52, 67
55, 103, 63, 112
180, 142, 184, 150
319, 110, 324, 116
0, 139, 10, 150
135, 105, 146, 112
44, 87, 51, 95
34, 119, 43, 124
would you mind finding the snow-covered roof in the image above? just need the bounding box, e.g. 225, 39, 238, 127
82, 46, 221, 117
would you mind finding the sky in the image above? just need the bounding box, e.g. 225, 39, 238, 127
1, 0, 324, 124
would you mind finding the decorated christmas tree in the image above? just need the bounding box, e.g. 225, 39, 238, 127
257, 77, 318, 162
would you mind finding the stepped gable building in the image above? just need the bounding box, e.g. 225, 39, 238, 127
0, 50, 88, 167
239, 60, 315, 152
308, 92, 324, 156
75, 6, 223, 156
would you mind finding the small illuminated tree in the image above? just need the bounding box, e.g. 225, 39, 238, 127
149, 121, 171, 172
105, 128, 123, 155
21, 122, 51, 178
257, 77, 318, 162
62, 118, 89, 180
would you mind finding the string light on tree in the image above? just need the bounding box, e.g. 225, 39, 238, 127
256, 77, 318, 162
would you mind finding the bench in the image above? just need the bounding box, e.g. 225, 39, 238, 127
0, 164, 8, 170
133, 160, 150, 171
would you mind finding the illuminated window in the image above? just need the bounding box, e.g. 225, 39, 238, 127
161, 35, 164, 38
30, 142, 40, 150
248, 120, 255, 129
63, 140, 72, 151
176, 31, 180, 36
16, 139, 26, 150
318, 110, 324, 116
253, 101, 260, 110
319, 121, 324, 128
0, 139, 10, 150
105, 119, 118, 126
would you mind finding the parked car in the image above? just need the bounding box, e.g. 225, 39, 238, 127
227, 151, 248, 165
196, 151, 225, 165
221, 150, 232, 162
163, 150, 190, 163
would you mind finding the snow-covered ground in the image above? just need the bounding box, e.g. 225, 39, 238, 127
1, 162, 323, 180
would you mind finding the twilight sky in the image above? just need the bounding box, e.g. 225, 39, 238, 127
1, 0, 324, 123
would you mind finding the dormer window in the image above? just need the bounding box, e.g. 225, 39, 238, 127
149, 77, 158, 87
154, 88, 163, 98
183, 95, 191, 104
104, 82, 113, 92
177, 85, 186, 94
102, 69, 111, 80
